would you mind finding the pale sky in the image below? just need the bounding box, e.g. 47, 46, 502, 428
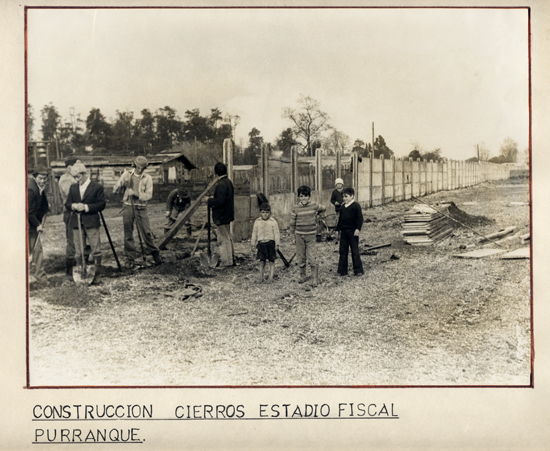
27, 7, 529, 160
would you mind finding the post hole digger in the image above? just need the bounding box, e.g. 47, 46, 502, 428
73, 213, 96, 285
200, 205, 219, 268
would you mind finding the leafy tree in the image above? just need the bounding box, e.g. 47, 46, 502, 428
282, 95, 330, 156
422, 148, 443, 162
182, 108, 211, 143
40, 103, 62, 142
498, 137, 519, 163
111, 110, 135, 153
155, 106, 181, 151
276, 128, 297, 158
86, 108, 112, 151
373, 135, 394, 159
408, 149, 422, 160
242, 127, 263, 165
27, 104, 35, 142
134, 109, 156, 154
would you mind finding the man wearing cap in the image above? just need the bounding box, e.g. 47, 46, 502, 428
164, 186, 192, 235
65, 161, 106, 283
58, 156, 78, 276
113, 156, 163, 267
207, 162, 235, 268
28, 166, 50, 282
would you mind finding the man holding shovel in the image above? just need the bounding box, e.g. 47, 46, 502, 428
28, 165, 49, 283
65, 161, 106, 284
207, 162, 235, 269
113, 156, 163, 268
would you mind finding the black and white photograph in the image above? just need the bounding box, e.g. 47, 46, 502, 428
4, 1, 550, 450
25, 6, 531, 387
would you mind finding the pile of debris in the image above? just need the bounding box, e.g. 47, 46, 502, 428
401, 204, 454, 246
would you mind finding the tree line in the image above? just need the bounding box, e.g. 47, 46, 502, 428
27, 96, 525, 167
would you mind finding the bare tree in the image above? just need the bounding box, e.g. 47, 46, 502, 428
282, 95, 330, 156
322, 129, 351, 155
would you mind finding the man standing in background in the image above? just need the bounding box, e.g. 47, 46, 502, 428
58, 156, 78, 276
28, 165, 49, 283
113, 156, 163, 268
208, 162, 235, 268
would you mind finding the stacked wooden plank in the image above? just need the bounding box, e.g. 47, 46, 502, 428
401, 204, 453, 245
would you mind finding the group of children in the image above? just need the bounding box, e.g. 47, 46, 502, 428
250, 179, 364, 285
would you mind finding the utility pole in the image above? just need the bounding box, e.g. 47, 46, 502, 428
372, 122, 374, 155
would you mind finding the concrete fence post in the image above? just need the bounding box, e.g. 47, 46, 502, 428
380, 154, 385, 205
353, 151, 359, 202
392, 156, 396, 202
259, 143, 269, 199
315, 148, 322, 203
336, 150, 342, 180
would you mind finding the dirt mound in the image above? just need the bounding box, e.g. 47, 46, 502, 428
444, 202, 494, 228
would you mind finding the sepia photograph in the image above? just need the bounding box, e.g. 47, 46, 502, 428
26, 6, 531, 388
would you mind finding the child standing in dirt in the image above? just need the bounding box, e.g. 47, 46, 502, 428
251, 203, 280, 283
330, 178, 345, 214
336, 187, 364, 277
290, 185, 326, 286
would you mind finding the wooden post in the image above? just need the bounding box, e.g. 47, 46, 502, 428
315, 147, 322, 202
223, 139, 234, 182
380, 154, 385, 205
392, 156, 396, 202
336, 150, 341, 180
290, 145, 299, 203
352, 152, 359, 203
402, 158, 406, 201
369, 151, 373, 208
260, 143, 269, 198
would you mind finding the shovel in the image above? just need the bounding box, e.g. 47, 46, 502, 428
73, 213, 95, 285
200, 205, 219, 268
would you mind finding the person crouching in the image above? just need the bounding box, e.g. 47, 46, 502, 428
251, 203, 280, 284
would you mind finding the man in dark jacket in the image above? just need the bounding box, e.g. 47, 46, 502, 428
65, 161, 106, 283
28, 165, 49, 282
208, 162, 235, 268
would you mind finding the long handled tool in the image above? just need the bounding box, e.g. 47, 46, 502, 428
410, 196, 502, 248
73, 213, 95, 285
99, 211, 122, 272
190, 220, 208, 257
200, 205, 219, 268
29, 213, 48, 263
130, 196, 148, 267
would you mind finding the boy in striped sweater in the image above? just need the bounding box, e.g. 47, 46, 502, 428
290, 186, 326, 286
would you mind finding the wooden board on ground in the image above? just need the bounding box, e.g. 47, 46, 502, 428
158, 178, 218, 250
454, 248, 507, 258
500, 247, 530, 259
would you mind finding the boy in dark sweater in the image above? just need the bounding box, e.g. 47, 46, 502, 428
335, 187, 364, 276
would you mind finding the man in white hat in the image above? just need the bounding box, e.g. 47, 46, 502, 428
65, 161, 106, 283
113, 156, 163, 267
58, 156, 78, 276
28, 165, 49, 282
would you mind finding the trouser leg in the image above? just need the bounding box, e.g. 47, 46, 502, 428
216, 223, 234, 267
350, 235, 364, 275
136, 208, 159, 254
122, 206, 137, 260
338, 230, 351, 275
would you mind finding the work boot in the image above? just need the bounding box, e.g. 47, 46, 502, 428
92, 256, 102, 284
125, 258, 135, 270
311, 265, 319, 287
65, 258, 75, 277
298, 265, 307, 284
152, 250, 163, 266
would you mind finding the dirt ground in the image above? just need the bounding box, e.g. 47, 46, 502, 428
28, 179, 531, 386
